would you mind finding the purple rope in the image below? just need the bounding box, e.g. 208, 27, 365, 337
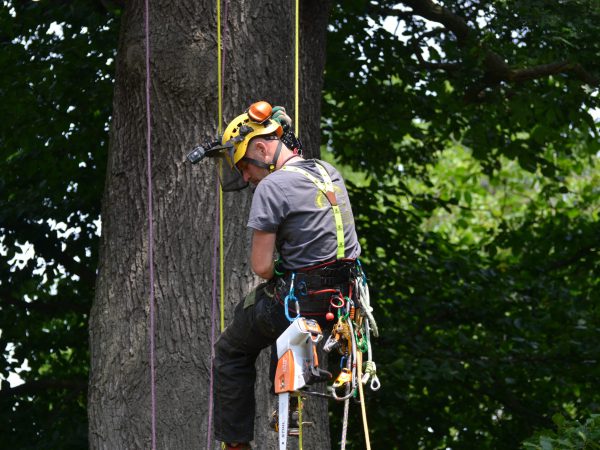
221, 0, 229, 84
144, 1, 157, 449
207, 180, 220, 450
207, 3, 230, 448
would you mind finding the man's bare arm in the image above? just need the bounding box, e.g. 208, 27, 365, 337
251, 229, 277, 279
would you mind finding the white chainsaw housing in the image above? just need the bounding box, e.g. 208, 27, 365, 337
274, 317, 323, 449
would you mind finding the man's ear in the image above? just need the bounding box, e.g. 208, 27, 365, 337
254, 140, 269, 160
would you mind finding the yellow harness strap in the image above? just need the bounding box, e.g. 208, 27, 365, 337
281, 162, 346, 260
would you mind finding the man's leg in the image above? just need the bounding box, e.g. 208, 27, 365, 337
213, 284, 289, 444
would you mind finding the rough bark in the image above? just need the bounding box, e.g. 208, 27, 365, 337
88, 1, 331, 449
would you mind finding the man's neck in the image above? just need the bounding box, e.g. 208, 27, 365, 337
275, 151, 302, 170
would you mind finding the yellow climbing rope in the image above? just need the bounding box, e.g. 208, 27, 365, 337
356, 351, 372, 450
217, 1, 226, 447
294, 1, 302, 448
298, 395, 304, 449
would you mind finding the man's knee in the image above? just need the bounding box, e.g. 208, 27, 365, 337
214, 332, 239, 367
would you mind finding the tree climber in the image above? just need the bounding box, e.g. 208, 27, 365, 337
205, 102, 361, 450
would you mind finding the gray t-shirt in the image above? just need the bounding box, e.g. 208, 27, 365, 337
247, 159, 361, 270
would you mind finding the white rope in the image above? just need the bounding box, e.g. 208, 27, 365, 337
339, 382, 351, 450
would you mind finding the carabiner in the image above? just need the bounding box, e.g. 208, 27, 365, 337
330, 293, 345, 309
284, 272, 300, 322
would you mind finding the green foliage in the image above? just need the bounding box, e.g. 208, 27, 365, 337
2, 0, 599, 449
522, 414, 600, 450
328, 145, 600, 450
0, 1, 119, 448
325, 1, 600, 449
324, 0, 600, 179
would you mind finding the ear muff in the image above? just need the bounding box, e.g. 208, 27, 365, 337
247, 101, 273, 123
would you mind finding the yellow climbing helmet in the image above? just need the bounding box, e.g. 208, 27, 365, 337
221, 101, 284, 167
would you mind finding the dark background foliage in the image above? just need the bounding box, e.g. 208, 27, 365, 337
0, 2, 118, 448
324, 1, 599, 448
1, 0, 598, 449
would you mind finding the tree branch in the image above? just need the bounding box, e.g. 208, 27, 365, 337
376, 0, 600, 98
400, 0, 470, 42
412, 40, 461, 71
510, 61, 598, 85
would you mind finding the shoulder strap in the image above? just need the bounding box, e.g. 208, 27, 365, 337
281, 162, 346, 259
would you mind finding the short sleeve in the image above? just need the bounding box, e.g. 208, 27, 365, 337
247, 177, 289, 232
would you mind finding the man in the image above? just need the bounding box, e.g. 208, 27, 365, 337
212, 102, 361, 449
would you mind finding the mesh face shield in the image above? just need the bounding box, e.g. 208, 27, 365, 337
210, 143, 248, 191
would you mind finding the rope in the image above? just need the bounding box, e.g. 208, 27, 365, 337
219, 169, 225, 332
207, 178, 220, 450
290, 0, 331, 417
294, 0, 300, 134
294, 2, 304, 446
217, 0, 222, 131
217, 0, 230, 333
143, 1, 157, 449
209, 1, 230, 448
356, 352, 372, 450
339, 308, 354, 449
339, 387, 350, 450
298, 395, 303, 450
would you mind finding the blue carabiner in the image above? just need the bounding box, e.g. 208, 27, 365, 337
340, 355, 347, 369
356, 259, 367, 285
284, 272, 299, 322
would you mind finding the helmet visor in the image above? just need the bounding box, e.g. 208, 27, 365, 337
217, 159, 248, 191
212, 144, 248, 191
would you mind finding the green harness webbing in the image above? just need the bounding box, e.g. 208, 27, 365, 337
281, 162, 346, 259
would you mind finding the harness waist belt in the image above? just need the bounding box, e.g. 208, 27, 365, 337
282, 261, 355, 290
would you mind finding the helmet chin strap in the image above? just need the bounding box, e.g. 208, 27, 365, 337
242, 140, 284, 173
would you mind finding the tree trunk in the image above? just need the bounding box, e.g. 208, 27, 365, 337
88, 1, 331, 449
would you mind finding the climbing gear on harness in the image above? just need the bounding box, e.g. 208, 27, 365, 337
283, 273, 300, 322
361, 360, 381, 391
273, 260, 380, 450
275, 260, 354, 322
281, 162, 346, 259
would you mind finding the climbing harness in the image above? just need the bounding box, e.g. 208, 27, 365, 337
274, 155, 380, 450
273, 259, 381, 450
281, 163, 346, 260
276, 156, 380, 450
